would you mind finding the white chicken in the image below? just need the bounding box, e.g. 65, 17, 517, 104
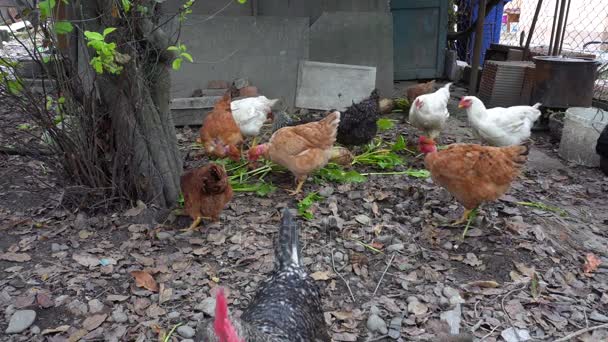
230, 96, 279, 146
460, 96, 541, 147
408, 82, 452, 139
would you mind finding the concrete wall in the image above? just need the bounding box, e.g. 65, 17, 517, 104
257, 0, 389, 22
167, 15, 309, 108
162, 0, 253, 17
309, 12, 393, 97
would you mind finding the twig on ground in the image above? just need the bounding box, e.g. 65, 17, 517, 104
553, 323, 608, 342
480, 325, 500, 341
373, 253, 396, 296
331, 249, 356, 303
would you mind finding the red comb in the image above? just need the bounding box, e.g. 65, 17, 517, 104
213, 288, 243, 342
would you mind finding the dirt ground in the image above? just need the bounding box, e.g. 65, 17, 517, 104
1, 85, 607, 342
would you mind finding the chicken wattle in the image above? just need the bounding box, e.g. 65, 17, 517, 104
195, 208, 330, 342
460, 96, 541, 147
408, 82, 452, 139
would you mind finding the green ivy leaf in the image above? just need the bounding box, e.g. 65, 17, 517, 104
84, 31, 104, 41
172, 58, 183, 70
237, 0, 247, 3
103, 27, 117, 37
391, 135, 406, 152
121, 0, 131, 13
54, 21, 74, 35
38, 0, 56, 19
180, 52, 193, 63
167, 46, 180, 52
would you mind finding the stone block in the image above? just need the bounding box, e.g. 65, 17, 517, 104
295, 60, 376, 111
170, 96, 221, 127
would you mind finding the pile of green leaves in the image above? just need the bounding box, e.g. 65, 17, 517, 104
297, 192, 323, 220
215, 158, 282, 197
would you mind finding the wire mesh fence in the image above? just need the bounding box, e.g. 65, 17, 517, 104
500, 0, 608, 101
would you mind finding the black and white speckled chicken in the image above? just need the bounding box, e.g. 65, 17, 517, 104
597, 124, 608, 175
273, 89, 380, 146
195, 208, 330, 342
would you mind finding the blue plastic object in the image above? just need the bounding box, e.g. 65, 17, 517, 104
467, 0, 511, 65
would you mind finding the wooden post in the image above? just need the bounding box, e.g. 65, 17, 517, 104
469, 0, 486, 96
552, 0, 567, 56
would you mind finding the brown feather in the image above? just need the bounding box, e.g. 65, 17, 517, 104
181, 163, 233, 222
424, 142, 530, 210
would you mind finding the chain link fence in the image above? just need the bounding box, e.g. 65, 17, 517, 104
500, 0, 608, 102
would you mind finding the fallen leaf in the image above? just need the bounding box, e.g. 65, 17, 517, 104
311, 271, 332, 281
330, 311, 353, 320
82, 314, 107, 331
0, 252, 32, 262
463, 253, 482, 267
106, 295, 129, 302
158, 284, 173, 304
582, 253, 601, 275
72, 253, 99, 268
41, 325, 71, 335
514, 262, 536, 278
78, 230, 93, 239
124, 200, 146, 217
36, 292, 54, 308
130, 270, 158, 292
466, 280, 500, 288
67, 329, 88, 342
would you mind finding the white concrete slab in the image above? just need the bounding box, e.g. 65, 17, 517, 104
295, 61, 376, 111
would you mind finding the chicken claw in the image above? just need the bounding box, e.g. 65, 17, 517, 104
451, 209, 472, 227
287, 178, 306, 196
181, 216, 210, 233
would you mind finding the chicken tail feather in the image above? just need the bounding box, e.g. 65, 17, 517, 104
275, 208, 301, 270
532, 102, 542, 109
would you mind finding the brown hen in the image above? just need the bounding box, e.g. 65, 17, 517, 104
406, 80, 435, 103
419, 136, 530, 236
247, 110, 340, 195
180, 163, 233, 232
199, 93, 243, 161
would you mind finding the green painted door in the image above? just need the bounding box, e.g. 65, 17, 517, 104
392, 0, 448, 80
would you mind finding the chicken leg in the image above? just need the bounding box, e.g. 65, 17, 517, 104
287, 177, 306, 196
181, 216, 210, 233
451, 209, 472, 227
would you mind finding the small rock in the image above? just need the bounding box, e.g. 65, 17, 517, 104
318, 186, 334, 197
88, 299, 104, 314
67, 300, 88, 316
589, 310, 608, 323
407, 301, 428, 316
442, 241, 453, 250
112, 309, 128, 323
369, 305, 381, 315
334, 251, 344, 263
386, 243, 405, 252
30, 325, 40, 335
366, 314, 388, 334
177, 325, 196, 338
388, 315, 403, 339
501, 327, 531, 342
54, 295, 70, 307
196, 297, 216, 317
51, 243, 68, 252
6, 310, 36, 334
156, 232, 173, 241
167, 311, 180, 319
355, 214, 371, 225
5, 304, 15, 316
182, 340, 194, 342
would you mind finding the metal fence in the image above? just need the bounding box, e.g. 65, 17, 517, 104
500, 0, 608, 101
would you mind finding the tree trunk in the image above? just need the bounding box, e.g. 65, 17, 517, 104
76, 0, 182, 207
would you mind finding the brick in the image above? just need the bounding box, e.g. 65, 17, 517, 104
239, 86, 258, 98
206, 80, 230, 89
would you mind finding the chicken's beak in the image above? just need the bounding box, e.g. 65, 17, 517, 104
458, 101, 464, 109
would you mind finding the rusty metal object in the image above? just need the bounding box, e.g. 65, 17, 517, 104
532, 56, 600, 108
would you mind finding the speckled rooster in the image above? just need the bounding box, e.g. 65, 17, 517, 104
195, 208, 330, 342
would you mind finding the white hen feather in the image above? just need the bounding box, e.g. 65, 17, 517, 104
464, 96, 541, 147
408, 82, 452, 139
231, 96, 279, 137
